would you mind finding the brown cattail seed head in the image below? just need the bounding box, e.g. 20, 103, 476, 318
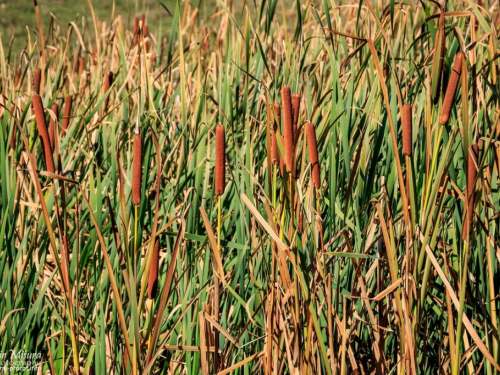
440, 51, 465, 126
305, 122, 320, 188
33, 94, 55, 173
132, 131, 143, 206
49, 103, 58, 150
14, 66, 21, 88
281, 86, 293, 173
103, 71, 113, 111
34, 67, 41, 94
62, 95, 73, 130
148, 237, 160, 299
402, 103, 412, 156
215, 125, 226, 196
463, 144, 479, 239
291, 93, 300, 143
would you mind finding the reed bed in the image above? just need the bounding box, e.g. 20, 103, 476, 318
1, 1, 500, 374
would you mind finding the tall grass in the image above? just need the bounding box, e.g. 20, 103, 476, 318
1, 0, 500, 374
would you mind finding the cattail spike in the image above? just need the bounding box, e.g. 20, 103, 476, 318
463, 144, 479, 239
402, 103, 412, 156
49, 103, 58, 150
34, 67, 41, 94
33, 94, 55, 173
62, 95, 73, 131
148, 237, 160, 299
215, 125, 226, 196
305, 122, 320, 188
440, 51, 465, 126
281, 86, 293, 173
132, 130, 143, 206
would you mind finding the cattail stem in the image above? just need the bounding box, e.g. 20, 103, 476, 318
440, 51, 465, 126
215, 125, 226, 196
305, 122, 320, 189
33, 94, 55, 173
281, 86, 293, 173
402, 103, 412, 156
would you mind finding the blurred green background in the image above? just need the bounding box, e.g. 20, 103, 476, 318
0, 0, 213, 55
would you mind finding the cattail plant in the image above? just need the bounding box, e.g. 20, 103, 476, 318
305, 122, 320, 188
463, 144, 479, 239
33, 93, 55, 173
148, 237, 160, 299
431, 11, 445, 103
281, 86, 293, 174
402, 103, 412, 156
215, 125, 226, 196
62, 95, 73, 131
440, 51, 465, 126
